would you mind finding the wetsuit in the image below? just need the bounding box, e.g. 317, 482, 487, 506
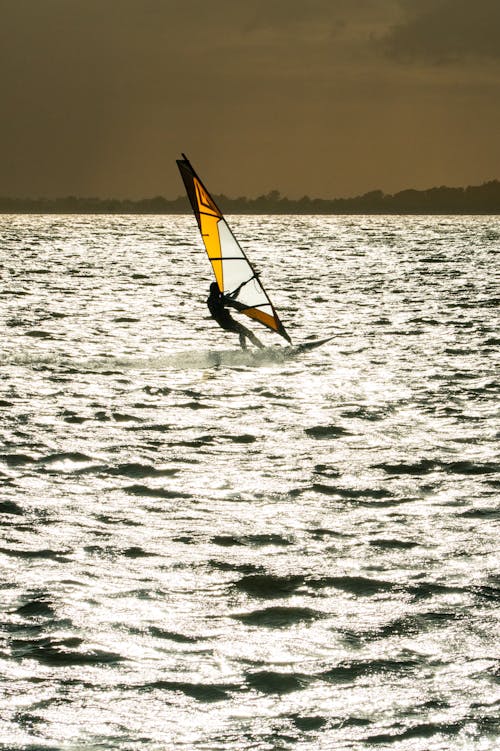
207, 284, 264, 349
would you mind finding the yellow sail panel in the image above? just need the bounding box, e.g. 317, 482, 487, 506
199, 211, 224, 289
244, 308, 279, 331
190, 175, 226, 289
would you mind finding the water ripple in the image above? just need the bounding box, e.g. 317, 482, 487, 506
0, 214, 498, 750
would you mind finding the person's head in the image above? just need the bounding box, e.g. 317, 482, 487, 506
209, 282, 220, 295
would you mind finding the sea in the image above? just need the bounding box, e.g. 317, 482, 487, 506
0, 214, 498, 751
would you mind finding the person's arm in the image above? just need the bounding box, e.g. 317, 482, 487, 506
222, 295, 245, 313
225, 273, 260, 301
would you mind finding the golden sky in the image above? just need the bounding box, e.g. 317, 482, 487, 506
1, 0, 499, 198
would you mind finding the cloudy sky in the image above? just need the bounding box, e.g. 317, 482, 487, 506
1, 0, 499, 198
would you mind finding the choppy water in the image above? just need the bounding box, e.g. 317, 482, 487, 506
0, 214, 499, 750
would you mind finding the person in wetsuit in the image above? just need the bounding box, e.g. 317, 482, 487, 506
207, 281, 264, 349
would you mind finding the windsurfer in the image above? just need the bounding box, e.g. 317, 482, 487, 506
207, 282, 264, 350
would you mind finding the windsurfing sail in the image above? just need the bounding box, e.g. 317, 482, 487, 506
176, 154, 291, 343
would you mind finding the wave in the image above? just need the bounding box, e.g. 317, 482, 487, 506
0, 453, 37, 467
305, 425, 352, 439
374, 458, 500, 477
211, 533, 293, 548
322, 657, 420, 683
460, 507, 499, 520
15, 594, 56, 618
308, 527, 351, 541
471, 584, 500, 603
0, 547, 71, 562
145, 627, 200, 643
123, 484, 191, 499
290, 714, 328, 730
442, 460, 500, 475
348, 611, 465, 641
246, 670, 311, 695
314, 463, 341, 478
11, 636, 123, 666
312, 484, 400, 505
122, 546, 157, 559
368, 538, 418, 549
408, 581, 465, 599
0, 500, 24, 515
208, 558, 264, 574
234, 606, 322, 628
38, 452, 94, 465
373, 459, 438, 475
142, 680, 235, 702
340, 406, 387, 421
308, 575, 398, 597
24, 329, 55, 339
220, 433, 257, 444
106, 463, 178, 479
365, 721, 463, 744
235, 574, 304, 598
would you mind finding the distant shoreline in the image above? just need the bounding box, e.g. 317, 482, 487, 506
1, 180, 499, 215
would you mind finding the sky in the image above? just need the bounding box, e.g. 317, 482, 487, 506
1, 0, 499, 199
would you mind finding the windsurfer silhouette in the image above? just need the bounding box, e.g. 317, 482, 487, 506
207, 282, 264, 350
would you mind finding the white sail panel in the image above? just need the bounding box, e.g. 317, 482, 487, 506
217, 220, 248, 293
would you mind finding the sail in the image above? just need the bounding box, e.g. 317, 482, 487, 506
176, 154, 291, 342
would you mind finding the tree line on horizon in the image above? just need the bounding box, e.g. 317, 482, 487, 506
1, 180, 499, 214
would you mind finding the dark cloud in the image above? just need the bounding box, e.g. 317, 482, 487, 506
382, 0, 500, 63
242, 0, 378, 31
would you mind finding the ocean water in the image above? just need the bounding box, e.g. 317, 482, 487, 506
0, 214, 498, 751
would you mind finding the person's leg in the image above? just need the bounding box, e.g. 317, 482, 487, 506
238, 330, 247, 349
238, 323, 264, 349
246, 330, 264, 349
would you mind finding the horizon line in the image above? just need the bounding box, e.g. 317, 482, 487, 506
1, 178, 499, 204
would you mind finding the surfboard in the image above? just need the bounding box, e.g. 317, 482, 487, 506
256, 336, 334, 360
287, 336, 335, 354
